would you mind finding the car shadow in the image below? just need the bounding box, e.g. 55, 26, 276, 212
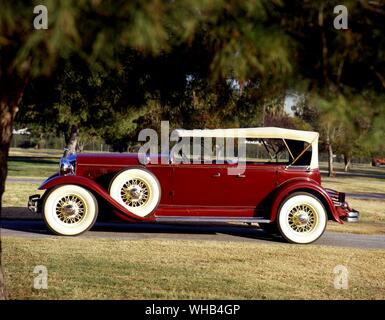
91, 221, 286, 243
0, 219, 51, 235
1, 208, 285, 243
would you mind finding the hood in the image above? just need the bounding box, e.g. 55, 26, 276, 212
76, 153, 142, 166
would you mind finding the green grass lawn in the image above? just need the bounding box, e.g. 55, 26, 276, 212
7, 156, 58, 178
320, 161, 385, 176
322, 177, 385, 234
9, 148, 64, 158
326, 198, 385, 234
322, 176, 385, 194
2, 237, 385, 299
3, 182, 41, 207
2, 182, 42, 219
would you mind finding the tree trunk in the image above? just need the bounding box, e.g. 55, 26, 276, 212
77, 139, 85, 152
344, 154, 351, 172
0, 98, 21, 214
63, 125, 78, 157
0, 266, 7, 300
0, 70, 27, 212
37, 132, 45, 149
325, 130, 335, 177
0, 138, 10, 215
328, 143, 334, 177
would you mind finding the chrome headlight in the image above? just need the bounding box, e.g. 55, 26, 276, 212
59, 153, 76, 175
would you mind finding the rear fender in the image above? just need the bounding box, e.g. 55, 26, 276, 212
39, 175, 153, 222
269, 179, 343, 224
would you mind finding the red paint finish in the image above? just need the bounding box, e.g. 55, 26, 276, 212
221, 164, 278, 208
38, 153, 352, 223
169, 164, 228, 206
155, 206, 256, 217
277, 166, 321, 185
75, 153, 140, 179
270, 177, 343, 224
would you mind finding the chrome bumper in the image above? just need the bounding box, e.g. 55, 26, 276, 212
342, 209, 360, 223
28, 194, 42, 213
326, 188, 360, 223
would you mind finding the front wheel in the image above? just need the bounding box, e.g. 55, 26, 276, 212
43, 185, 98, 236
277, 193, 327, 244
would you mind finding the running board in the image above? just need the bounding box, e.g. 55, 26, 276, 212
155, 216, 271, 224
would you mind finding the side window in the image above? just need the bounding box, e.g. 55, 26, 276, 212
170, 137, 240, 164
266, 139, 290, 163
245, 139, 269, 163
169, 136, 311, 165
170, 137, 217, 164
245, 139, 290, 164
286, 140, 312, 166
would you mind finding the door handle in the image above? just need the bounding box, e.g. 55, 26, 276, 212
212, 172, 221, 178
237, 174, 246, 178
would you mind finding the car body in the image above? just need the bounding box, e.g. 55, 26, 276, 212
28, 127, 359, 244
372, 158, 385, 167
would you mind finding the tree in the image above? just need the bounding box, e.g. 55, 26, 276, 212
279, 0, 385, 175
1, 0, 216, 207
15, 1, 294, 156
5, 0, 385, 206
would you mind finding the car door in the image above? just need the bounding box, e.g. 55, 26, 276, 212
169, 163, 226, 207
219, 138, 284, 215
221, 163, 279, 213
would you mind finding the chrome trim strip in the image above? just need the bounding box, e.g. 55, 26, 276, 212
155, 216, 271, 223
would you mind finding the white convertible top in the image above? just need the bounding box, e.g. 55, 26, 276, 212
174, 127, 319, 144
173, 127, 319, 169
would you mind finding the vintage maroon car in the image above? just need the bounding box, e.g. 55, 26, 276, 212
28, 127, 359, 244
372, 158, 385, 167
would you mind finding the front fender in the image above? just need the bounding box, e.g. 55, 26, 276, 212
270, 178, 342, 224
39, 175, 153, 222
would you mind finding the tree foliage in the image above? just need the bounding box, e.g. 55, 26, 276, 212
2, 0, 385, 207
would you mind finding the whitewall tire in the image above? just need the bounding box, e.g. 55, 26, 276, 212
43, 185, 98, 236
277, 193, 327, 244
109, 168, 161, 217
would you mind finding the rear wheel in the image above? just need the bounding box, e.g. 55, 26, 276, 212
43, 185, 98, 236
277, 193, 327, 244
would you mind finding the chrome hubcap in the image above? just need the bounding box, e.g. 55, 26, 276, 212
129, 187, 141, 199
121, 178, 150, 207
56, 195, 86, 224
298, 212, 309, 224
288, 204, 317, 233
63, 204, 76, 216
